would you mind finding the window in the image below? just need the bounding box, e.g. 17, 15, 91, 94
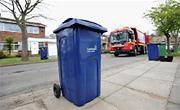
27, 26, 39, 34
0, 22, 4, 31
137, 31, 145, 43
4, 23, 21, 32
0, 22, 40, 34
39, 42, 45, 48
127, 31, 134, 42
14, 43, 20, 50
0, 22, 21, 32
110, 31, 128, 43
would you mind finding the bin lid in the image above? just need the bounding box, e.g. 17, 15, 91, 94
53, 18, 107, 33
147, 43, 161, 45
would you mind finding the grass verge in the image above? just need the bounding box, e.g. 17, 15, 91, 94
0, 56, 57, 66
169, 51, 180, 57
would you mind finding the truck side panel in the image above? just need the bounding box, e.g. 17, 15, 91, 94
137, 30, 146, 44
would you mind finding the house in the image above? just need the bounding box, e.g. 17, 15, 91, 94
101, 34, 109, 52
0, 17, 46, 52
0, 17, 58, 56
149, 34, 180, 50
149, 34, 166, 43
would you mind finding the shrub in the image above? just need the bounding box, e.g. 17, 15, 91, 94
15, 51, 22, 57
4, 36, 14, 55
0, 51, 7, 59
16, 53, 21, 57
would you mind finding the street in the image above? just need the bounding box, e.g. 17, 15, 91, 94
0, 54, 146, 97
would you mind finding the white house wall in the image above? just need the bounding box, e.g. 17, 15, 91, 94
28, 41, 39, 54
28, 37, 57, 56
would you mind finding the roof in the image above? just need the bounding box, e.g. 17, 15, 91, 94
0, 17, 46, 27
28, 37, 56, 43
111, 27, 134, 33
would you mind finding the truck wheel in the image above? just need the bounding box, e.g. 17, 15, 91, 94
144, 47, 147, 54
53, 83, 61, 98
133, 48, 137, 56
114, 53, 119, 57
140, 46, 145, 54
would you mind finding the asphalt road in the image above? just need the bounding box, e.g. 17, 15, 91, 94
0, 54, 147, 97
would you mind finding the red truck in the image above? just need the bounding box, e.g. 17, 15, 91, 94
108, 27, 150, 56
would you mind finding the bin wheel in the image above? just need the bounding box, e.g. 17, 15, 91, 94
140, 46, 145, 54
114, 53, 119, 57
53, 83, 61, 98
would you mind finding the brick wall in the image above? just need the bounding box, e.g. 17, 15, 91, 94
0, 27, 45, 42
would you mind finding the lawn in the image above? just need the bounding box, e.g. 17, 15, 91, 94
0, 56, 57, 66
169, 50, 180, 57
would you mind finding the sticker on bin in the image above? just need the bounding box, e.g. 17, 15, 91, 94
87, 45, 97, 53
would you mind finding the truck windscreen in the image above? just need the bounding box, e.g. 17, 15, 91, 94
110, 31, 128, 43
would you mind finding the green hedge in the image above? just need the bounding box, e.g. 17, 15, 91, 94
0, 51, 7, 59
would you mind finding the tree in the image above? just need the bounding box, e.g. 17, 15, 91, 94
145, 0, 180, 52
4, 36, 13, 55
170, 0, 180, 51
0, 0, 43, 61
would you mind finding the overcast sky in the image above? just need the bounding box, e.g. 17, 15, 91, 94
0, 0, 165, 36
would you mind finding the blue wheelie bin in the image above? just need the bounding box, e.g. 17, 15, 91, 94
147, 43, 160, 61
39, 47, 48, 60
53, 18, 107, 106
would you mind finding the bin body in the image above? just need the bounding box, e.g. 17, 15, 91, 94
39, 47, 48, 60
147, 43, 159, 60
158, 44, 174, 62
159, 44, 166, 56
54, 18, 107, 106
